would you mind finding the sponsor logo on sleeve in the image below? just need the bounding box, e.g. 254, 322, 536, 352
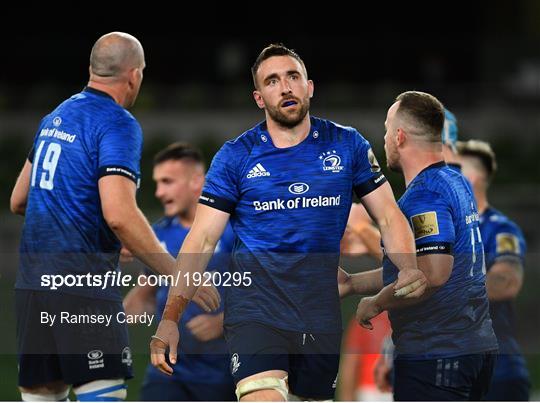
496, 233, 520, 254
410, 211, 440, 240
367, 148, 381, 173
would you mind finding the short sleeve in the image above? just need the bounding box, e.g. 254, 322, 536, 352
199, 142, 239, 214
28, 115, 49, 163
351, 130, 387, 198
98, 118, 142, 186
402, 189, 455, 255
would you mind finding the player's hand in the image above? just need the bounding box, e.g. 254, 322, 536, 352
192, 283, 220, 312
119, 246, 134, 263
394, 268, 427, 298
355, 296, 382, 330
150, 319, 179, 376
186, 313, 224, 342
337, 267, 353, 298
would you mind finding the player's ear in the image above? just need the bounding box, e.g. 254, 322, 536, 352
307, 79, 314, 99
253, 90, 265, 109
396, 128, 406, 146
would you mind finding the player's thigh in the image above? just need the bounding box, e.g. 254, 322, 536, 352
394, 355, 494, 402
186, 381, 237, 401
224, 322, 290, 383
140, 378, 192, 401
15, 290, 64, 388
288, 332, 341, 400
47, 293, 133, 385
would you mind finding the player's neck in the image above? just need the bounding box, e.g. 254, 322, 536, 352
87, 80, 126, 107
403, 151, 444, 187
266, 114, 311, 148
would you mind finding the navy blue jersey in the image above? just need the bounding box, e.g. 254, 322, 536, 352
145, 216, 235, 384
200, 117, 386, 333
480, 207, 529, 380
383, 162, 498, 357
16, 87, 142, 301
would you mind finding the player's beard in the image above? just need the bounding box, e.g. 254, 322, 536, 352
385, 147, 402, 173
266, 96, 310, 129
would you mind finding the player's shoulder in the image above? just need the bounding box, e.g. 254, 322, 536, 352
218, 121, 268, 156
401, 163, 463, 209
311, 116, 365, 142
484, 207, 523, 235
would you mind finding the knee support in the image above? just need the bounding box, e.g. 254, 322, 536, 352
235, 376, 288, 401
21, 389, 69, 401
73, 379, 126, 401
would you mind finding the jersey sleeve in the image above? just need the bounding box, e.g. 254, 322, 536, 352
402, 189, 455, 255
199, 142, 239, 214
97, 118, 142, 186
351, 130, 387, 198
28, 115, 50, 163
487, 222, 526, 265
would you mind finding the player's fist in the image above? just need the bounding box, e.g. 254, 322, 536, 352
186, 313, 224, 342
394, 268, 427, 298
356, 296, 382, 330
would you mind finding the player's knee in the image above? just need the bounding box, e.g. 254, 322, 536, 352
73, 378, 127, 401
236, 376, 288, 401
20, 382, 69, 401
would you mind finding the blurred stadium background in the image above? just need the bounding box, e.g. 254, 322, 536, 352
1, 5, 539, 400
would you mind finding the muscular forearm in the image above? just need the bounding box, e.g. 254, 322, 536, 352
374, 281, 437, 311
487, 273, 520, 301
379, 207, 417, 272
165, 229, 218, 306
349, 268, 384, 295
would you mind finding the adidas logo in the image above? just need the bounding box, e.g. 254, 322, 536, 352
246, 163, 271, 179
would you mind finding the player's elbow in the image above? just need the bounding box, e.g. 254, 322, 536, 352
9, 196, 26, 216
426, 269, 451, 289
103, 208, 129, 233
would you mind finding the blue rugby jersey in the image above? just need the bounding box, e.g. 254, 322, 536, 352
200, 116, 386, 333
17, 87, 142, 301
383, 162, 498, 357
480, 207, 529, 380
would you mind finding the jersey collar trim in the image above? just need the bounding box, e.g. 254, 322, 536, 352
83, 86, 115, 101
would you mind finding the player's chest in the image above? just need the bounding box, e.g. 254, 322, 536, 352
238, 146, 353, 198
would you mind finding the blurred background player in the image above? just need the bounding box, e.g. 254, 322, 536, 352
441, 108, 461, 169
353, 91, 498, 401
338, 204, 392, 401
458, 139, 530, 401
123, 142, 236, 401
150, 44, 426, 401
9, 32, 218, 402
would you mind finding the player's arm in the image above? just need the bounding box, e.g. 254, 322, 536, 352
361, 182, 426, 298
99, 175, 178, 278
347, 203, 383, 261
356, 253, 453, 329
10, 160, 32, 216
150, 203, 230, 375
486, 258, 523, 301
338, 266, 383, 298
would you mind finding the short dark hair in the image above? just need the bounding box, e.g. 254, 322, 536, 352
395, 91, 445, 142
456, 139, 497, 180
153, 142, 204, 166
251, 43, 306, 88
